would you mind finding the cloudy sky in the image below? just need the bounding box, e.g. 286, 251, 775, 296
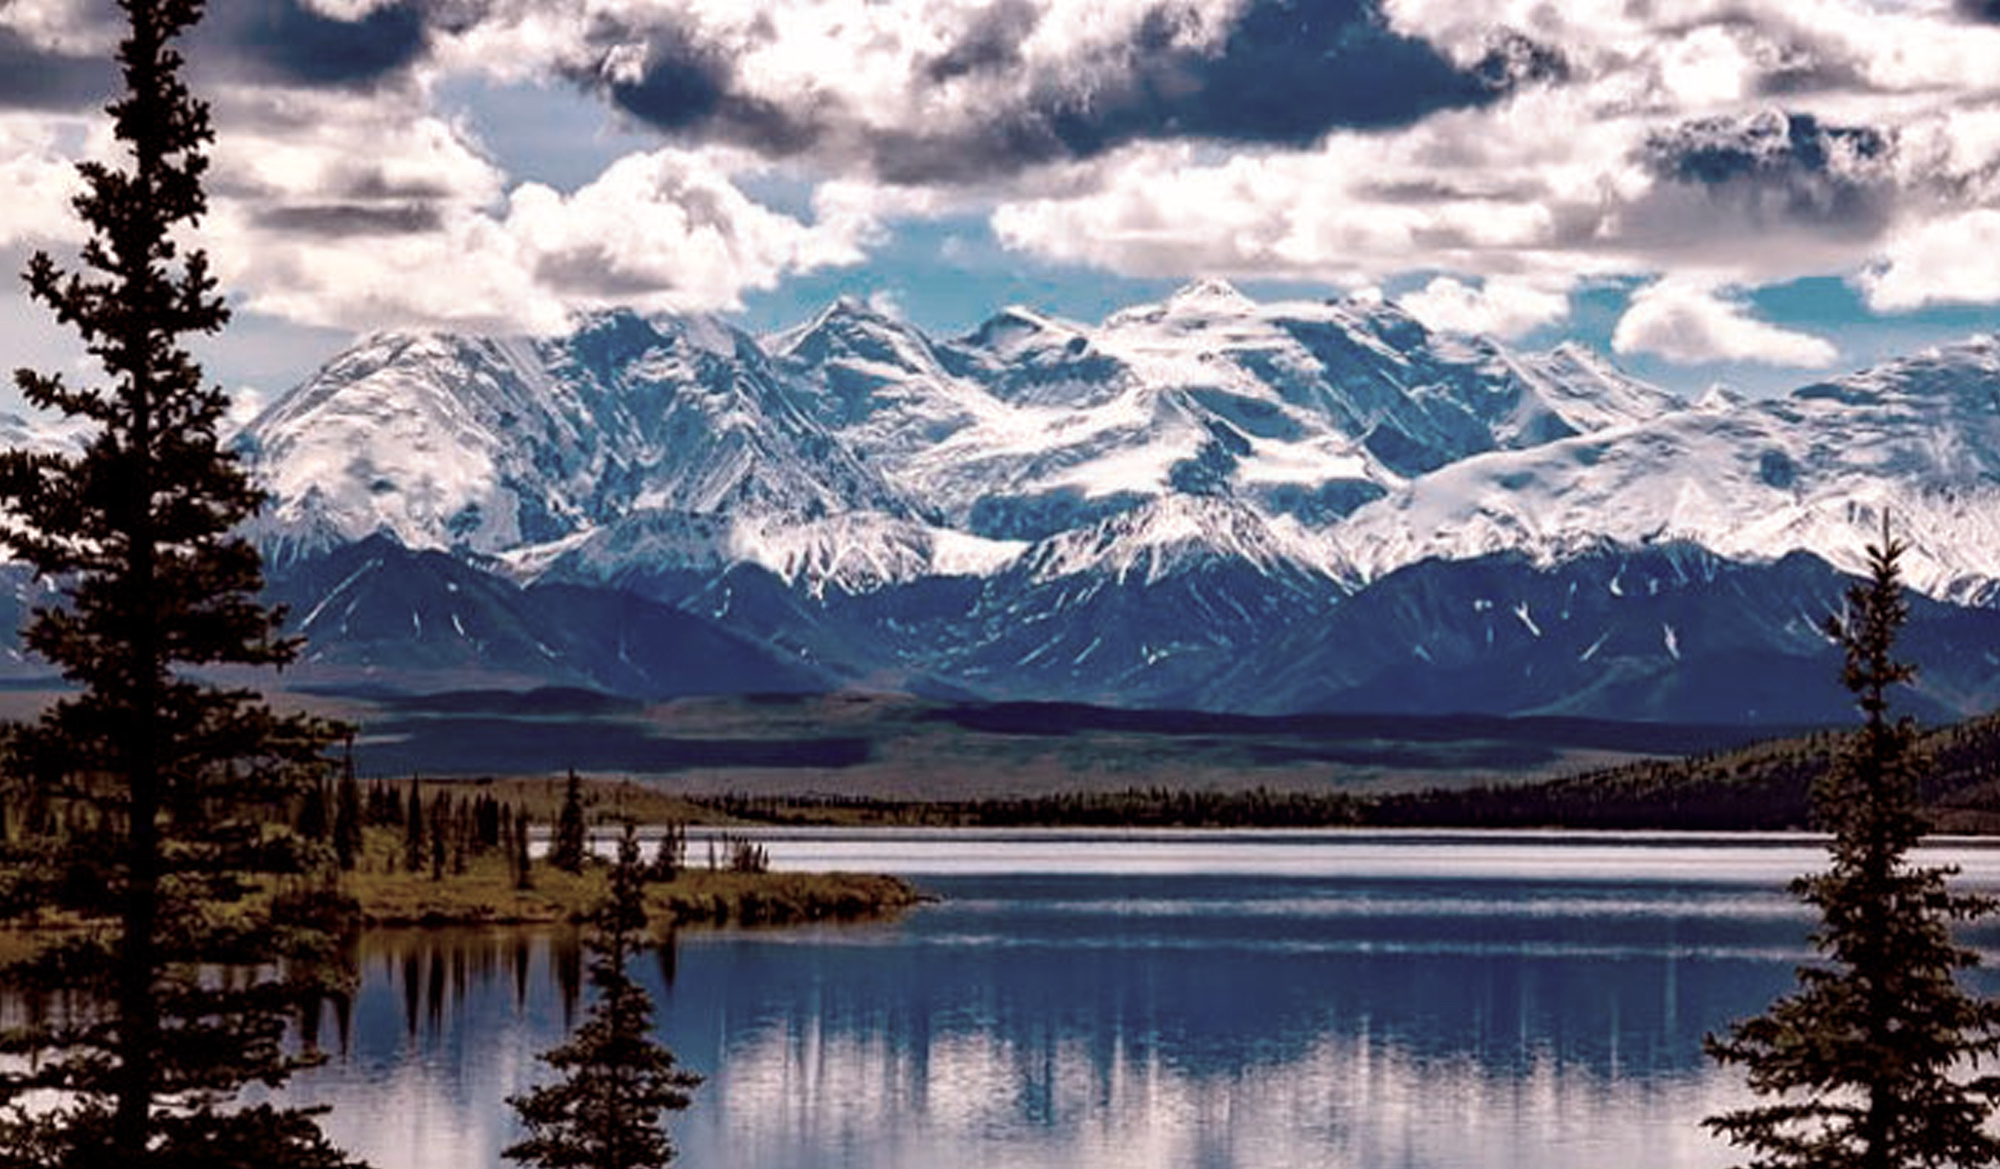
7, 0, 2000, 408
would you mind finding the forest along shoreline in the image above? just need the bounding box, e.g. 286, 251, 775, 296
293, 696, 2000, 936
13, 691, 1985, 949
0, 770, 926, 948
333, 770, 926, 928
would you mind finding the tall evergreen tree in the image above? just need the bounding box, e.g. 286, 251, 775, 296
1705, 521, 2000, 1168
429, 794, 447, 882
333, 767, 362, 874
404, 780, 424, 874
506, 827, 699, 1169
551, 770, 587, 875
297, 780, 330, 843
0, 2, 358, 1166
513, 807, 535, 892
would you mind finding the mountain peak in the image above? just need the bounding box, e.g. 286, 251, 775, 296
961, 305, 1085, 357
1168, 277, 1256, 310
1695, 382, 1744, 412
1329, 291, 1427, 331
1794, 334, 2000, 410
772, 293, 938, 375
1547, 340, 1605, 365
563, 306, 672, 365
821, 293, 897, 324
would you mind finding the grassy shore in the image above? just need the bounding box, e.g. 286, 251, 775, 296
348, 856, 922, 929
0, 826, 923, 950
343, 828, 923, 928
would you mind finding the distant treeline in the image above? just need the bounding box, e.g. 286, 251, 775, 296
1396, 709, 2000, 833
687, 708, 2000, 834
691, 787, 1367, 828
913, 702, 1780, 756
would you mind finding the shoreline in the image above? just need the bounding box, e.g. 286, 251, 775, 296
350, 866, 926, 930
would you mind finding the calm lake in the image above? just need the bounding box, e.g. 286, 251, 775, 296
287, 830, 2000, 1169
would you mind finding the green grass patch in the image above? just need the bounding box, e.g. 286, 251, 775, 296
342, 828, 921, 928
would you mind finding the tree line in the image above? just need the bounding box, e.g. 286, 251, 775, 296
676, 708, 2000, 833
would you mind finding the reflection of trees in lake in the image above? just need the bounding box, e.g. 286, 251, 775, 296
351, 929, 604, 1043
0, 947, 369, 1072
21, 862, 1917, 1169
697, 1009, 1748, 1169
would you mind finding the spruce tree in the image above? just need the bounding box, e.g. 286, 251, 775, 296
333, 767, 362, 874
1704, 521, 2000, 1168
506, 827, 699, 1169
551, 770, 587, 875
429, 795, 447, 881
645, 822, 685, 883
297, 780, 331, 843
0, 2, 358, 1166
513, 807, 534, 892
404, 779, 424, 874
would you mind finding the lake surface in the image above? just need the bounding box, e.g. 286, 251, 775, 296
287, 830, 2000, 1169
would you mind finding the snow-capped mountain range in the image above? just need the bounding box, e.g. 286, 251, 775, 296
23, 280, 2000, 723
243, 282, 1688, 587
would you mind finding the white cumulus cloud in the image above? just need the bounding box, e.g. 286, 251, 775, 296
1860, 209, 2000, 312
188, 84, 882, 333
17, 0, 2000, 354
0, 0, 119, 53
1612, 281, 1839, 368
988, 2, 2000, 320
502, 147, 873, 315
1398, 276, 1570, 339
0, 116, 86, 248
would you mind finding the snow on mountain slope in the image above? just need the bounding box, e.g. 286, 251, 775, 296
214, 283, 2000, 718
947, 304, 1135, 409
244, 329, 585, 558
20, 262, 2000, 721
0, 411, 84, 455
1014, 493, 1351, 589
803, 279, 1683, 539
547, 311, 910, 520
1094, 282, 1676, 465
932, 494, 1352, 706
241, 309, 912, 561
767, 297, 1007, 470
0, 411, 86, 568
242, 280, 1681, 591
522, 508, 1023, 598
1339, 336, 2000, 604
1510, 343, 1685, 436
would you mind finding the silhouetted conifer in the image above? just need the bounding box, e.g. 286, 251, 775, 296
429, 795, 447, 881
333, 769, 362, 873
1705, 522, 2000, 1168
476, 794, 501, 849
506, 828, 698, 1169
298, 780, 330, 843
646, 822, 686, 882
0, 2, 358, 1164
551, 771, 587, 875
404, 780, 424, 874
514, 807, 534, 891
